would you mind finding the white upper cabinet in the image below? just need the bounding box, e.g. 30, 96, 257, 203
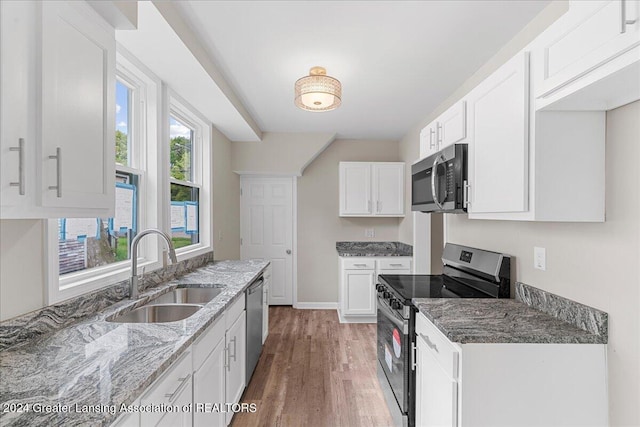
339, 162, 372, 215
419, 101, 467, 159
339, 162, 405, 217
0, 1, 115, 219
534, 0, 640, 110
467, 52, 529, 214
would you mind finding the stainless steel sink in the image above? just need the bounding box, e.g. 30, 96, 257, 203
147, 287, 223, 305
107, 304, 202, 323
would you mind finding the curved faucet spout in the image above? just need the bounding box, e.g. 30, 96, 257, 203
129, 229, 178, 300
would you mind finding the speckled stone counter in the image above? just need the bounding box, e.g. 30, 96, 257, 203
0, 259, 268, 427
413, 297, 607, 345
336, 241, 412, 257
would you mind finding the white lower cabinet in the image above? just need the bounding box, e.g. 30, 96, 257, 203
140, 351, 193, 427
414, 313, 608, 427
224, 296, 247, 426
338, 257, 411, 323
193, 316, 226, 427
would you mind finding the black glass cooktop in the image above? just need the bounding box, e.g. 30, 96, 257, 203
378, 274, 495, 302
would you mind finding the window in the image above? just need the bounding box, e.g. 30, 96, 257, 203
169, 110, 200, 250
47, 53, 212, 304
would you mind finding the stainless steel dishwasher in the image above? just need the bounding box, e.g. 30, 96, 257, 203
246, 275, 264, 379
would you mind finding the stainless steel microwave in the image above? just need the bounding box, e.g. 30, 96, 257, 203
411, 144, 468, 213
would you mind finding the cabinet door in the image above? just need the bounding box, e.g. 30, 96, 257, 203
467, 52, 529, 214
342, 269, 376, 316
155, 376, 193, 427
40, 1, 115, 214
420, 123, 439, 158
225, 311, 246, 425
438, 101, 467, 149
339, 162, 372, 216
0, 1, 37, 213
536, 0, 640, 99
372, 163, 404, 216
194, 338, 226, 427
415, 335, 457, 427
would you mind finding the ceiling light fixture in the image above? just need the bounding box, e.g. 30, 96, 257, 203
294, 66, 342, 112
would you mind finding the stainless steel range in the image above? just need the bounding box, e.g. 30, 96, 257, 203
375, 243, 511, 427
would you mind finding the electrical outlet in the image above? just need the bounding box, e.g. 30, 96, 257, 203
365, 228, 375, 238
534, 247, 546, 271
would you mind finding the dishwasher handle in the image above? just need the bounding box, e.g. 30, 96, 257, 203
247, 277, 264, 294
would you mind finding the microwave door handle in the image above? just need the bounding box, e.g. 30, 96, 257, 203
431, 154, 445, 210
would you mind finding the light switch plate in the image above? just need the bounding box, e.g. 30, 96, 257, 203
534, 247, 546, 271
365, 228, 375, 238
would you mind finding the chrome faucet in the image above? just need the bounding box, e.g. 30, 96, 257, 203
129, 229, 178, 300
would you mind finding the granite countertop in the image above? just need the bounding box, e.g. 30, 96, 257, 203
336, 241, 412, 257
0, 260, 269, 427
413, 298, 607, 344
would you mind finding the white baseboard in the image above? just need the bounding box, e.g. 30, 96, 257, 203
294, 302, 339, 310
337, 311, 376, 324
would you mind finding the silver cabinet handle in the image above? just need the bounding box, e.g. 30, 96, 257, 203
390, 263, 403, 267
231, 336, 238, 362
419, 333, 439, 353
353, 263, 368, 267
463, 180, 470, 208
48, 147, 62, 198
224, 346, 230, 371
436, 122, 443, 148
430, 154, 445, 210
9, 138, 25, 195
164, 375, 190, 402
411, 342, 417, 371
621, 0, 637, 33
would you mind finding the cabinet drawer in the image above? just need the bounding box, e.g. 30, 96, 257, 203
225, 295, 246, 329
192, 315, 225, 372
140, 350, 192, 425
342, 259, 375, 269
377, 258, 412, 270
416, 313, 459, 379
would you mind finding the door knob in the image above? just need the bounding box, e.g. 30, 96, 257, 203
286, 249, 292, 255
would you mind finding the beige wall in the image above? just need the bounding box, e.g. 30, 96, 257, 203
447, 101, 640, 426
212, 127, 241, 260
0, 220, 45, 321
397, 1, 569, 243
297, 139, 400, 303
232, 132, 336, 176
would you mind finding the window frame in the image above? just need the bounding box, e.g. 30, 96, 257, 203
165, 91, 212, 259
45, 50, 163, 304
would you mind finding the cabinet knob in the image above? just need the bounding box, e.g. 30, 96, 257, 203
286, 249, 292, 255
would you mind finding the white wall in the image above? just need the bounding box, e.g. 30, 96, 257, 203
0, 220, 45, 321
297, 139, 401, 303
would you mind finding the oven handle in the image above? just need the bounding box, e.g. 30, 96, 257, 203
377, 295, 408, 333
431, 154, 445, 210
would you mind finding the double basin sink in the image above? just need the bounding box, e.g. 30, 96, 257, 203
108, 287, 223, 324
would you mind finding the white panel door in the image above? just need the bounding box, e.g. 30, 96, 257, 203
372, 163, 404, 216
339, 162, 372, 215
40, 1, 115, 213
468, 51, 529, 214
241, 176, 294, 305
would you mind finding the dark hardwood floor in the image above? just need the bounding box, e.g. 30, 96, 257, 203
232, 306, 393, 427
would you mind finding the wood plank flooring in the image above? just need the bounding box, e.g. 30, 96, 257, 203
232, 307, 394, 427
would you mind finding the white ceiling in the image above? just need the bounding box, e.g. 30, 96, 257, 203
174, 1, 550, 141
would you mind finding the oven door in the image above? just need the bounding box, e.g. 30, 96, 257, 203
377, 295, 410, 415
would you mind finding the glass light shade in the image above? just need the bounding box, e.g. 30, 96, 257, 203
294, 67, 342, 112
